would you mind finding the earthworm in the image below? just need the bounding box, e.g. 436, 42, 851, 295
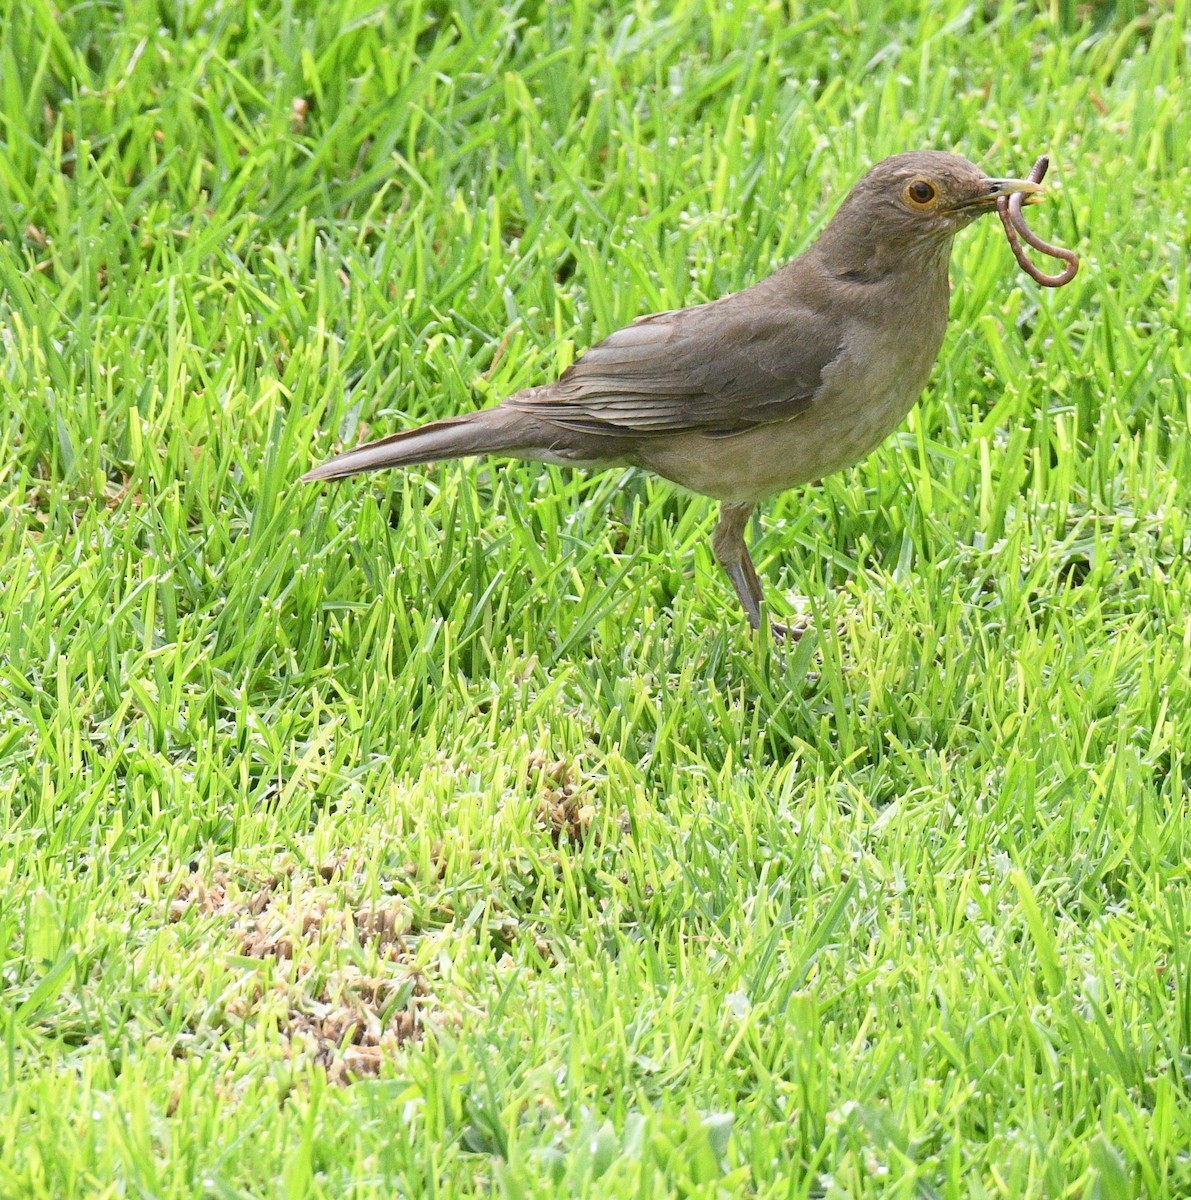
996, 155, 1079, 287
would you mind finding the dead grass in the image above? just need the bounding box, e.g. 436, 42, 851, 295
169, 860, 430, 1081
528, 749, 597, 848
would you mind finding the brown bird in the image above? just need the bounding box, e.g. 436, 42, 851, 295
303, 151, 1043, 635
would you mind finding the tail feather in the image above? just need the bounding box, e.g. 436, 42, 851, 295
302, 407, 532, 482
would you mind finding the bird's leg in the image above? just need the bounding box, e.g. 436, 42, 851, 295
712, 503, 804, 640
712, 503, 763, 629
739, 547, 766, 614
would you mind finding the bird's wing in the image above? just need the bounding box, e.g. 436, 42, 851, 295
507, 288, 843, 437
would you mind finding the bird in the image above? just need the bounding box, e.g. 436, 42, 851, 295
303, 150, 1044, 636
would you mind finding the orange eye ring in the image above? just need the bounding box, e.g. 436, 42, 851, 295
904, 179, 937, 207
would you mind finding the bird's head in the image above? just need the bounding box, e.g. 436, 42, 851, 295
815, 150, 1044, 278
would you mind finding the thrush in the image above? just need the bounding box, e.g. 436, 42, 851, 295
303, 150, 1044, 634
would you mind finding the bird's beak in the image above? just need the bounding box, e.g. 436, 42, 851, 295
947, 176, 1045, 214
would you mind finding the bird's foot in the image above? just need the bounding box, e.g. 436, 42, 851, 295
768, 617, 809, 642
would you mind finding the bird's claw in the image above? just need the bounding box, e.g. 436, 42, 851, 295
767, 618, 809, 642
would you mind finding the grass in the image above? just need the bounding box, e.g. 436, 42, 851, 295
1, 0, 1189, 1194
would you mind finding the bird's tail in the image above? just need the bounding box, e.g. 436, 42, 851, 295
301, 407, 543, 482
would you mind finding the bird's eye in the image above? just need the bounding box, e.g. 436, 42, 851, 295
904, 180, 937, 207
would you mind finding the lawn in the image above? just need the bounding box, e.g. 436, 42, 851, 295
1, 0, 1189, 1195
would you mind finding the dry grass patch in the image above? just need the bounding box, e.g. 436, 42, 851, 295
528, 749, 597, 847
167, 860, 439, 1082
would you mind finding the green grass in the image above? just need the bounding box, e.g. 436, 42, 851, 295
1, 0, 1189, 1195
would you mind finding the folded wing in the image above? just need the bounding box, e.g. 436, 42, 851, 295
507, 286, 842, 437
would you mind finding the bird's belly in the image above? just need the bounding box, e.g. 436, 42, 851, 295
639, 314, 945, 503
637, 384, 922, 503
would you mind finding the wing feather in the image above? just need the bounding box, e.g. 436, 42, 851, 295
507, 279, 842, 437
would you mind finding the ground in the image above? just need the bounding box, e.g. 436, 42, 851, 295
1, 0, 1189, 1196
